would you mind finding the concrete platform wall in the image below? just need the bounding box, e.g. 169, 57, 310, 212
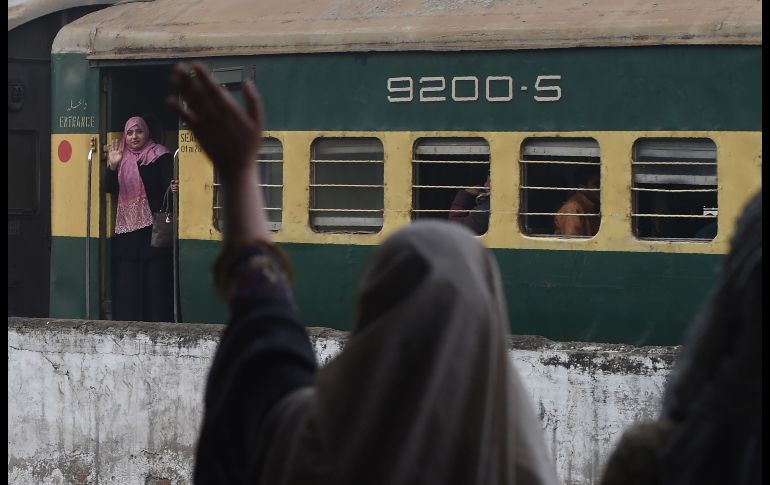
8, 318, 678, 485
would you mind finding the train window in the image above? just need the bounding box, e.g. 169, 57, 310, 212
519, 138, 600, 237
412, 138, 490, 236
8, 130, 38, 214
213, 137, 283, 232
310, 138, 384, 233
632, 138, 717, 240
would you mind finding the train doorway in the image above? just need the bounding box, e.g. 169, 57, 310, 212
99, 64, 180, 319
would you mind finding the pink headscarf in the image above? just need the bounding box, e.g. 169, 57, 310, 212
114, 116, 171, 234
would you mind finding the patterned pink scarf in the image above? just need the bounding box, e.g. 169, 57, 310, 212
114, 117, 171, 234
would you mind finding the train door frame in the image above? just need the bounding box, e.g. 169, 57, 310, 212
95, 61, 181, 320
98, 71, 109, 319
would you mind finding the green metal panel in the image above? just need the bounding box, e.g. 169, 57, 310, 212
177, 239, 228, 323
493, 248, 720, 345
56, 46, 761, 133
49, 236, 100, 318
172, 239, 722, 345
177, 240, 376, 326
51, 54, 100, 135
227, 46, 758, 132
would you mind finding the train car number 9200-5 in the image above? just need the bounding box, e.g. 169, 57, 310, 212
386, 75, 562, 103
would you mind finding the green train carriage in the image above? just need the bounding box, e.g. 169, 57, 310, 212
49, 0, 761, 345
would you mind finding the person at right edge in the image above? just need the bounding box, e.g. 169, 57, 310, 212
601, 191, 762, 485
168, 62, 559, 485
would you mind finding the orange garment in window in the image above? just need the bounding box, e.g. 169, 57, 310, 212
554, 192, 599, 236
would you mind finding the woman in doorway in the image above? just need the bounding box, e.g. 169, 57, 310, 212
105, 116, 178, 322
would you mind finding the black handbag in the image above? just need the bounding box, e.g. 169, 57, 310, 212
151, 187, 173, 248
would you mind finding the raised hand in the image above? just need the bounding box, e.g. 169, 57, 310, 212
167, 62, 264, 181
108, 139, 123, 170
167, 62, 271, 243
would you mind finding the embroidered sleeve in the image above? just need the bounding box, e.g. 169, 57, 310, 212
214, 241, 294, 312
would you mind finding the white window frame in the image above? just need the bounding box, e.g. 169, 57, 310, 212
519, 138, 601, 238
309, 137, 385, 234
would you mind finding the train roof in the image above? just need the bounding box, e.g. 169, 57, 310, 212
8, 0, 115, 31
52, 0, 762, 59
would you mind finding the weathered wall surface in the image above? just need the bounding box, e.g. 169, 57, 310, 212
8, 318, 678, 485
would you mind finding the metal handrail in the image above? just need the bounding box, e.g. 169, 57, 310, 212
173, 148, 180, 323
85, 137, 95, 319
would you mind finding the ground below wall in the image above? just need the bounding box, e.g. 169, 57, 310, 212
8, 318, 679, 485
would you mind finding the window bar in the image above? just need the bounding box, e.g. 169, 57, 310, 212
413, 185, 489, 189
309, 208, 384, 212
415, 209, 490, 213
519, 160, 599, 165
631, 187, 717, 193
213, 183, 284, 188
310, 159, 383, 163
519, 212, 600, 216
412, 159, 490, 164
631, 213, 718, 218
309, 183, 384, 188
521, 186, 600, 191
631, 161, 716, 166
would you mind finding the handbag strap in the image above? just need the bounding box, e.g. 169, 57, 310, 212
161, 186, 172, 213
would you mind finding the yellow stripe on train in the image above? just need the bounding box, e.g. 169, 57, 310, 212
54, 130, 761, 255
179, 130, 760, 254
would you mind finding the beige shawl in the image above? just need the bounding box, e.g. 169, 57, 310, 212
257, 220, 559, 485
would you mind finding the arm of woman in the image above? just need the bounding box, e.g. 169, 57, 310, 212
168, 62, 317, 484
168, 63, 271, 244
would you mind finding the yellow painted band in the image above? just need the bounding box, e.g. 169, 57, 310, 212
57, 130, 762, 255
51, 133, 102, 237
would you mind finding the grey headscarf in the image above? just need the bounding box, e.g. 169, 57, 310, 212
601, 191, 762, 485
256, 220, 559, 485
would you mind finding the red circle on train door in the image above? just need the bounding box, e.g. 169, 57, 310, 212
58, 140, 73, 162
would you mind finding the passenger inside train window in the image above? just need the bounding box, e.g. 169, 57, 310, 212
448, 172, 490, 235
553, 169, 600, 237
518, 137, 601, 237
411, 137, 490, 234
168, 62, 559, 485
